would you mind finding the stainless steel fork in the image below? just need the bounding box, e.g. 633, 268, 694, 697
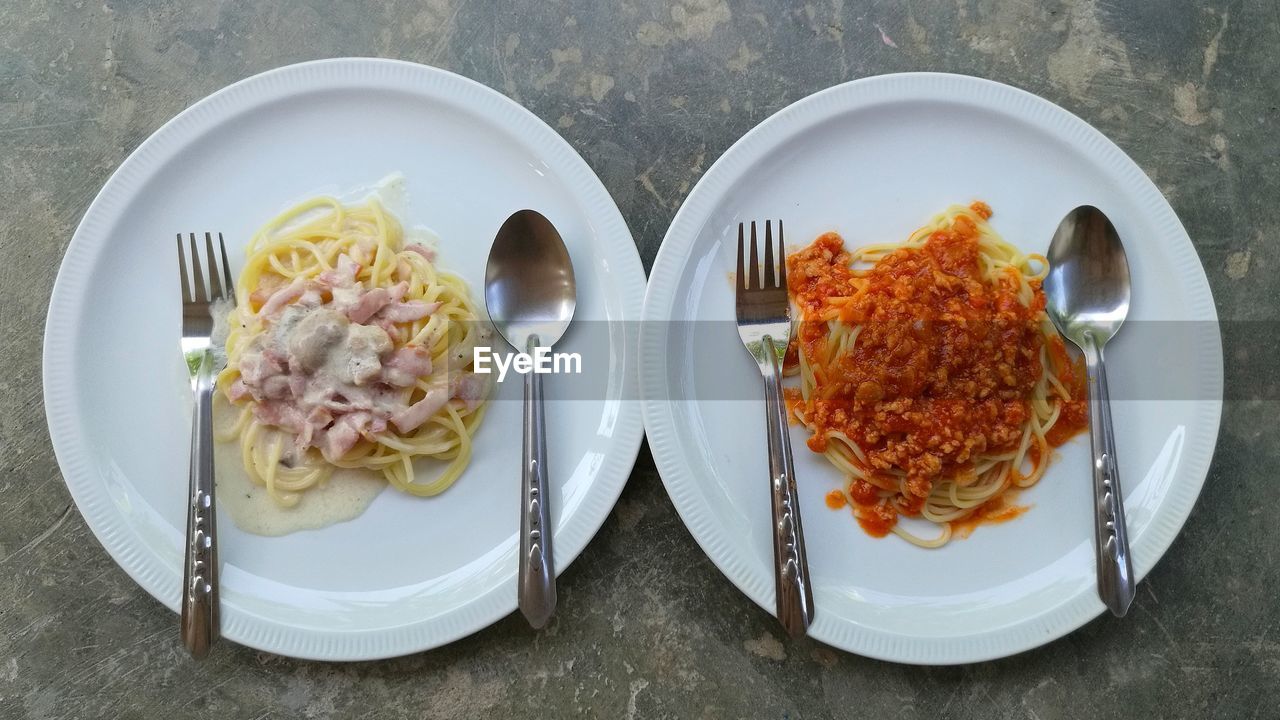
177, 232, 232, 659
734, 220, 814, 638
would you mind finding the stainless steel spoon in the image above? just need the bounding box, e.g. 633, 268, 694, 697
485, 209, 577, 629
1044, 205, 1136, 617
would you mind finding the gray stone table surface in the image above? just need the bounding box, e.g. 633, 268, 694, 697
2, 1, 1276, 718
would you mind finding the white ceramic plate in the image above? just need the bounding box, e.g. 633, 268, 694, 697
44, 59, 646, 660
640, 73, 1222, 664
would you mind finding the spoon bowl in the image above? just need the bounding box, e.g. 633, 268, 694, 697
485, 209, 577, 351
1044, 205, 1131, 346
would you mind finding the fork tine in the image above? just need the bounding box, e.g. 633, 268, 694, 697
778, 220, 787, 290
735, 223, 746, 294
189, 233, 207, 303
748, 221, 760, 291
218, 233, 234, 300
204, 232, 223, 301
176, 234, 192, 303
764, 220, 775, 288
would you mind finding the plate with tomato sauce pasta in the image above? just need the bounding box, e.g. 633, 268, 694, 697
640, 73, 1222, 663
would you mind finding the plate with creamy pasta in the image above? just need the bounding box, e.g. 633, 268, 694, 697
44, 60, 646, 660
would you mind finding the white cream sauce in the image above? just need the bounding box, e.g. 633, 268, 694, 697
212, 395, 385, 536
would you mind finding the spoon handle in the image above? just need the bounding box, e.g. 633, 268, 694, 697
519, 336, 556, 628
1082, 334, 1135, 617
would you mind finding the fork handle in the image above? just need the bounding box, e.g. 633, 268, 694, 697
181, 349, 220, 658
761, 336, 814, 638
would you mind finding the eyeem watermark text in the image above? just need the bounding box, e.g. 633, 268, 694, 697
473, 346, 583, 382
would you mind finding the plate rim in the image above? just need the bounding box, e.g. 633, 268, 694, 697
638, 71, 1224, 664
42, 57, 647, 660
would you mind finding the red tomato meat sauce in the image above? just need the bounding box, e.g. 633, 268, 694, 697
784, 203, 1087, 540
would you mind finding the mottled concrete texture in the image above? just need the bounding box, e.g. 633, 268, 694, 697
2, 1, 1277, 718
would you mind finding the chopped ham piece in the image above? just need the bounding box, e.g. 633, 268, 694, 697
298, 288, 324, 307
404, 244, 435, 261
391, 385, 450, 433
311, 382, 377, 414
228, 379, 251, 402
328, 284, 363, 314
260, 375, 291, 400
317, 254, 360, 288
288, 373, 307, 398
259, 278, 307, 317
253, 400, 306, 434
383, 346, 432, 387
297, 406, 332, 451
378, 300, 439, 323
347, 287, 391, 324
319, 415, 361, 462
249, 274, 286, 307
239, 348, 283, 385
373, 318, 405, 343
451, 373, 488, 410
